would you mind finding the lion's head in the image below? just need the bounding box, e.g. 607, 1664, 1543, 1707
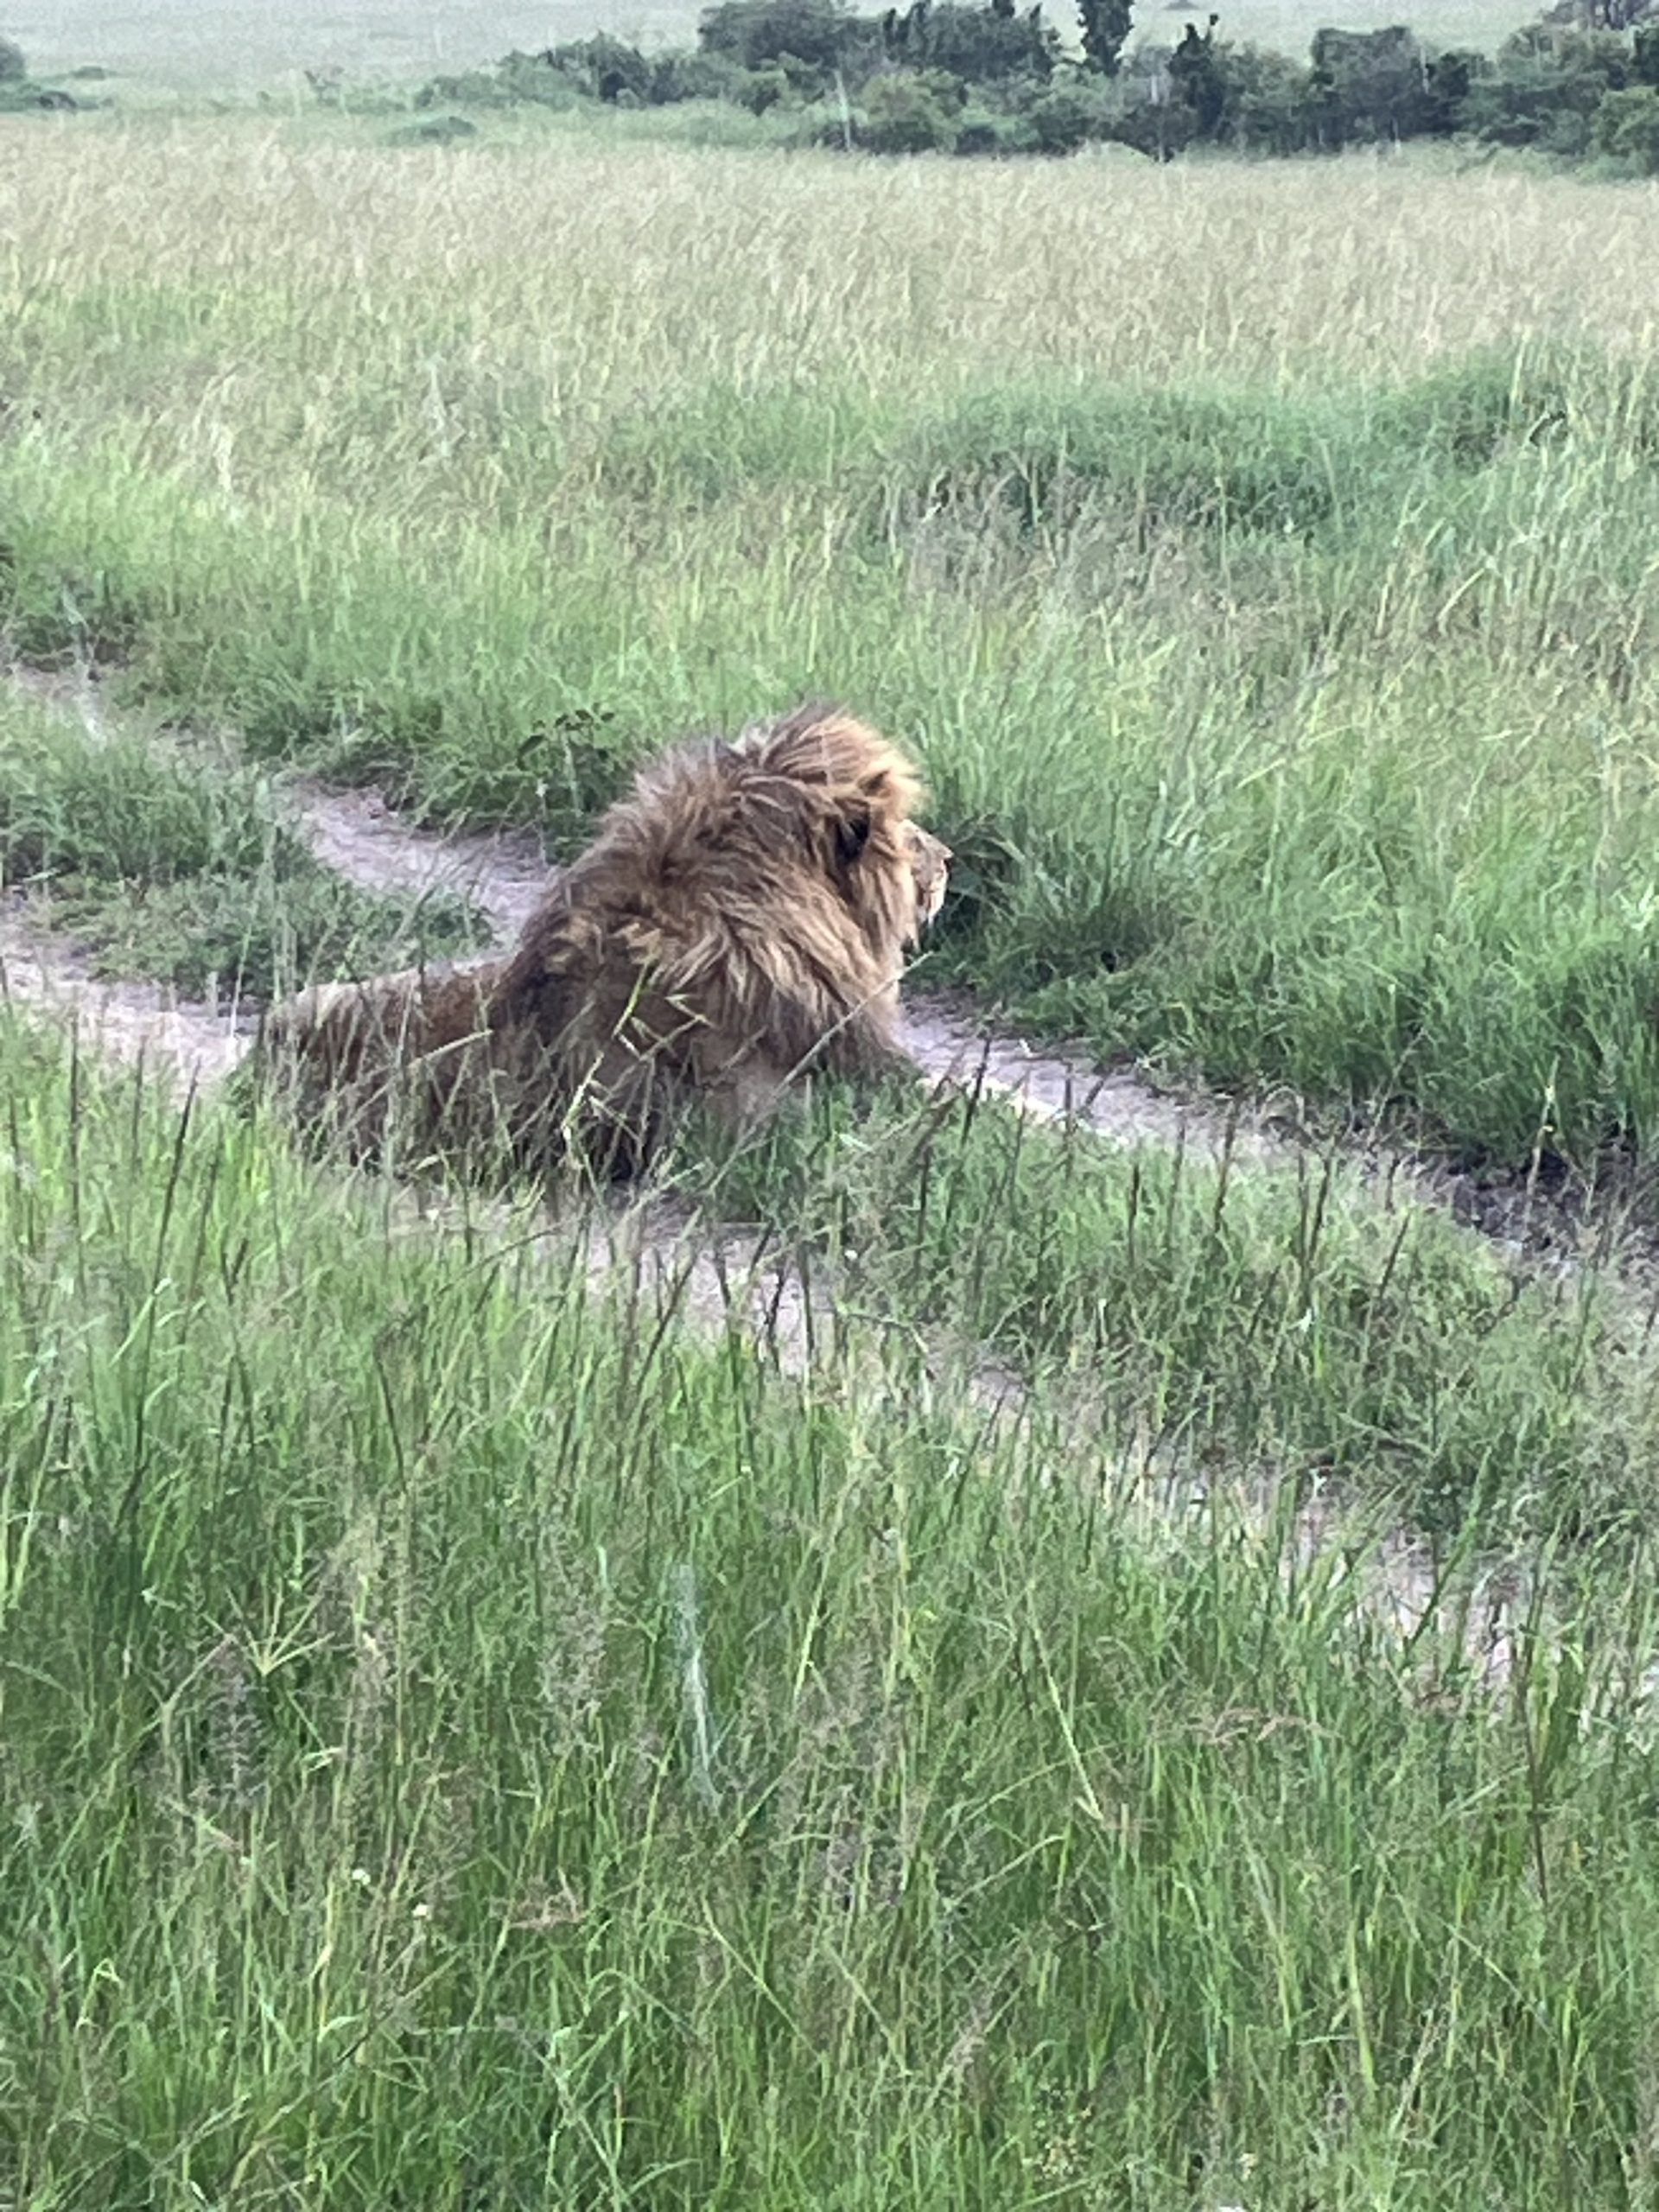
491, 700, 948, 1173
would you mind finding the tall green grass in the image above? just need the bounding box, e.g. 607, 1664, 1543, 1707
0, 690, 484, 995
677, 1075, 1659, 1538
7, 129, 1659, 1160
4, 1010, 1659, 2207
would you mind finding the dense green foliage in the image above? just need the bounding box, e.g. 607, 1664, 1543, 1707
400, 0, 1659, 169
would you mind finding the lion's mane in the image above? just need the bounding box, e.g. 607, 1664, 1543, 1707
258, 702, 946, 1179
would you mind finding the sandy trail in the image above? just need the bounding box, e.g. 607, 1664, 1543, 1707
278, 776, 1307, 1161
0, 896, 257, 1092
0, 659, 1580, 1228
0, 667, 1636, 1688
283, 776, 553, 946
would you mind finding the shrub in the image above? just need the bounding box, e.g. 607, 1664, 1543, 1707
1592, 77, 1659, 160
537, 34, 656, 102
0, 33, 24, 79
882, 0, 1057, 82
731, 61, 798, 108
952, 102, 1018, 149
647, 49, 747, 100
1463, 24, 1631, 152
1022, 73, 1122, 149
1304, 24, 1450, 145
416, 59, 577, 110
697, 0, 881, 86
860, 67, 964, 147
1214, 40, 1316, 150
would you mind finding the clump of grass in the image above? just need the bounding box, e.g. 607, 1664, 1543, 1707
0, 693, 485, 997
677, 1074, 1655, 1538
3, 1010, 1659, 2208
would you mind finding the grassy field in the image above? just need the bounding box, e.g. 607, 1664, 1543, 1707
8, 98, 1659, 2205
7, 119, 1659, 1162
7, 999, 1659, 2209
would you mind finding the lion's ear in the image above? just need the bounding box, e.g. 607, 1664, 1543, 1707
834, 794, 874, 868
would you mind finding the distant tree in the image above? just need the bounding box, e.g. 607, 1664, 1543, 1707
861, 65, 965, 143
1592, 75, 1659, 154
1304, 24, 1446, 143
698, 0, 849, 74
1077, 0, 1134, 74
1548, 0, 1655, 29
887, 0, 1057, 79
1025, 73, 1120, 143
0, 34, 25, 79
537, 34, 655, 101
1211, 40, 1314, 149
1462, 23, 1630, 151
1168, 14, 1226, 129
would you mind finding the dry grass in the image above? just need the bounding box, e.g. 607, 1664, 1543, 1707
7, 125, 1659, 400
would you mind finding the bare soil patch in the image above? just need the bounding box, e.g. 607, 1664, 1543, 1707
0, 892, 256, 1093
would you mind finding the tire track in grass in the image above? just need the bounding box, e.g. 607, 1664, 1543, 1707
0, 893, 257, 1092
281, 763, 1641, 1282
3, 663, 1647, 1694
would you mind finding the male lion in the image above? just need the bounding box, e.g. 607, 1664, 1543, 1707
486, 701, 949, 1176
253, 957, 522, 1170
257, 702, 949, 1179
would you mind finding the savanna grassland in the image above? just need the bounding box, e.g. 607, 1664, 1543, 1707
9, 99, 1659, 2209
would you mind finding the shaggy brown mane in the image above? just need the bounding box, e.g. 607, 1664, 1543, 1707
258, 702, 948, 1181
486, 702, 935, 1173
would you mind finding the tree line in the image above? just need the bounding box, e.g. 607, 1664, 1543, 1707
411, 0, 1659, 167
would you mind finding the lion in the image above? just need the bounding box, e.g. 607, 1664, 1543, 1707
251, 955, 524, 1170
483, 702, 948, 1175
257, 702, 950, 1180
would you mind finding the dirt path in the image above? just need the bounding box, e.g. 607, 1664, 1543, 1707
2, 664, 1639, 1690
9, 658, 1637, 1269
282, 776, 552, 947
0, 894, 257, 1093
281, 774, 1633, 1279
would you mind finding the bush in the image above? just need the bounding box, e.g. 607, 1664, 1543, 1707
952, 101, 1019, 149
860, 67, 964, 147
728, 61, 797, 108
1304, 24, 1452, 145
537, 34, 656, 102
646, 48, 747, 100
1592, 77, 1659, 160
1463, 24, 1631, 152
697, 0, 882, 86
0, 33, 24, 79
1214, 40, 1316, 150
1024, 74, 1123, 149
882, 0, 1057, 82
416, 58, 577, 110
